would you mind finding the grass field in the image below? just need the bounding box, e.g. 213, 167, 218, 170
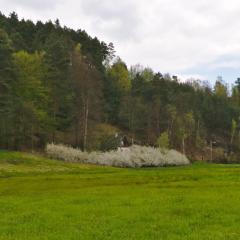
0, 151, 240, 239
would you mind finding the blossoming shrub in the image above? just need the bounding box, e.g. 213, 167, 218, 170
46, 143, 190, 168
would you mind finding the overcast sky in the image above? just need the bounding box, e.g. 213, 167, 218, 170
1, 0, 240, 84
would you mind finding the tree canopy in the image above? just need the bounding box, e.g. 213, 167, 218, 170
0, 12, 240, 160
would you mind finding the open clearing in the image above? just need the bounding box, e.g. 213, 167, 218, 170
0, 151, 240, 240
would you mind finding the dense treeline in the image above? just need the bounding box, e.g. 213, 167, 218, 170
1, 12, 240, 161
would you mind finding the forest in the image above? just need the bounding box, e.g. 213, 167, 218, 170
1, 12, 240, 161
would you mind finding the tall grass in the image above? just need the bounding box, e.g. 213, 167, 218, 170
46, 143, 190, 168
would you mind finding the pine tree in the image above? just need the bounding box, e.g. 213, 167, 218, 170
0, 29, 14, 148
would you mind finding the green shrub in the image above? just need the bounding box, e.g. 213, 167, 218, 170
88, 124, 120, 151
156, 132, 170, 149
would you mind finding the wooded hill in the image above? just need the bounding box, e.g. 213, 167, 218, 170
1, 12, 240, 161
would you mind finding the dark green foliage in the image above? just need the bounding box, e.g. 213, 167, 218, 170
0, 12, 109, 150
43, 32, 72, 134
100, 135, 120, 151
0, 29, 14, 149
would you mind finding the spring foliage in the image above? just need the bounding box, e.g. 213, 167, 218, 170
157, 132, 170, 149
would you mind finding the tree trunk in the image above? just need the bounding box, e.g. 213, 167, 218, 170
52, 110, 56, 143
210, 140, 213, 162
75, 115, 80, 147
156, 112, 160, 136
31, 122, 34, 152
83, 94, 89, 151
182, 137, 185, 155
170, 118, 174, 145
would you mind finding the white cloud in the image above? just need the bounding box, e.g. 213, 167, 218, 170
1, 0, 240, 82
177, 74, 207, 82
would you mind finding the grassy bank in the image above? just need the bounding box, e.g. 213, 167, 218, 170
0, 151, 240, 239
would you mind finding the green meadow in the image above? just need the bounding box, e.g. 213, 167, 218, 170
0, 151, 240, 240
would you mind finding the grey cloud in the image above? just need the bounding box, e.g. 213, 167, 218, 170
80, 0, 142, 41
0, 0, 62, 11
